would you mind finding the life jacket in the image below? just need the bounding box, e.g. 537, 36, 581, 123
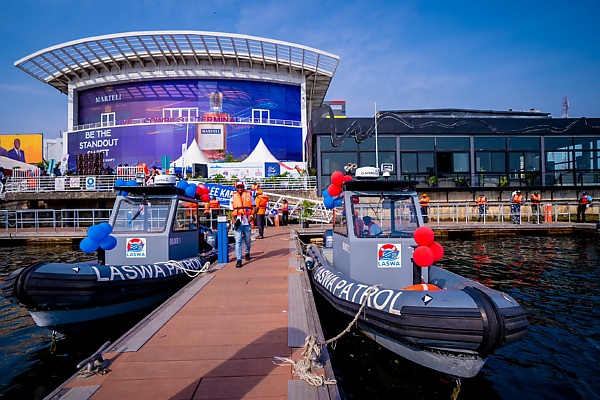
209, 199, 220, 209
530, 193, 541, 204
579, 195, 590, 205
204, 202, 210, 214
282, 202, 289, 212
231, 190, 253, 217
512, 194, 523, 204
419, 196, 430, 207
354, 217, 364, 235
477, 196, 487, 206
256, 195, 269, 215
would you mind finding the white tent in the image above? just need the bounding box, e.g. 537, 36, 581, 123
243, 138, 279, 163
172, 139, 212, 167
0, 156, 38, 172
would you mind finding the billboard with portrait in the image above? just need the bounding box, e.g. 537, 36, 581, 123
0, 133, 43, 164
69, 79, 302, 170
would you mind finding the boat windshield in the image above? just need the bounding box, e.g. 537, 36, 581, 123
350, 193, 418, 238
112, 197, 172, 233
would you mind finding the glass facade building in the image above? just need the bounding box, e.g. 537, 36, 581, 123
311, 108, 600, 192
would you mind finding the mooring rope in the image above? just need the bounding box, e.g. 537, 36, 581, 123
274, 284, 379, 386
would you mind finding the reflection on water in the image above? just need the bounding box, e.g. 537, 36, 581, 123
0, 245, 126, 400
318, 236, 600, 400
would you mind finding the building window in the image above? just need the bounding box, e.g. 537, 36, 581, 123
359, 151, 396, 170
401, 152, 434, 174
399, 137, 434, 151
474, 137, 506, 150
475, 152, 506, 173
358, 137, 396, 151
436, 137, 469, 150
320, 136, 358, 151
508, 137, 540, 150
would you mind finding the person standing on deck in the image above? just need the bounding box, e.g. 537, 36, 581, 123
281, 199, 289, 226
511, 190, 524, 224
477, 194, 488, 222
254, 189, 269, 239
419, 193, 430, 223
577, 191, 592, 223
530, 191, 542, 224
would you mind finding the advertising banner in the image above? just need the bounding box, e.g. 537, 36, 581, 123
70, 79, 302, 171
0, 133, 43, 164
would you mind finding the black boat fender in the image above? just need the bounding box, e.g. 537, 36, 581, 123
462, 286, 505, 357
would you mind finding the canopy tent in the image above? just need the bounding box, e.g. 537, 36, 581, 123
243, 138, 279, 164
0, 156, 38, 172
172, 139, 212, 167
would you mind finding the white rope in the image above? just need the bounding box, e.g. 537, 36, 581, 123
273, 284, 379, 386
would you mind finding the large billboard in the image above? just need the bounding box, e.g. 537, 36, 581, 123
69, 79, 302, 170
0, 133, 43, 164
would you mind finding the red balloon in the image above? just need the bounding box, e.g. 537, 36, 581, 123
202, 186, 210, 195
414, 226, 435, 246
196, 184, 206, 195
327, 184, 342, 197
343, 174, 353, 182
201, 194, 210, 202
331, 171, 345, 186
429, 242, 444, 262
352, 196, 360, 204
413, 246, 435, 267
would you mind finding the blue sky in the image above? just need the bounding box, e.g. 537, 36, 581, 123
1, 0, 599, 139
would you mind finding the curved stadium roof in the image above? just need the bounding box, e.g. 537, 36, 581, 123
15, 30, 339, 108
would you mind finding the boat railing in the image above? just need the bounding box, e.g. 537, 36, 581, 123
0, 208, 111, 235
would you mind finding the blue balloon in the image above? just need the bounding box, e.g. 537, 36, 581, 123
177, 180, 189, 189
115, 179, 126, 187
324, 197, 334, 209
322, 188, 332, 198
87, 225, 106, 242
185, 184, 197, 198
80, 237, 99, 253
98, 222, 113, 236
271, 209, 278, 215
333, 198, 343, 207
126, 179, 138, 187
99, 235, 117, 251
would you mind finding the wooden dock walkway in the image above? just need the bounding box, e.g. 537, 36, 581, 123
46, 226, 340, 400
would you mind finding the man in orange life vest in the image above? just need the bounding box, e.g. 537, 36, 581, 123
577, 191, 592, 223
230, 181, 255, 268
530, 191, 542, 224
511, 190, 524, 224
209, 196, 220, 229
477, 194, 488, 222
419, 193, 430, 223
255, 189, 269, 238
280, 199, 289, 226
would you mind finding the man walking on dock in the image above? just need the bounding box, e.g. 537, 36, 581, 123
230, 181, 255, 268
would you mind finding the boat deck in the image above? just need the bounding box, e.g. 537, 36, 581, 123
46, 225, 340, 400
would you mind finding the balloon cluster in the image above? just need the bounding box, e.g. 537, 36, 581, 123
80, 222, 117, 253
412, 226, 444, 267
176, 180, 211, 202
323, 170, 352, 209
114, 178, 138, 196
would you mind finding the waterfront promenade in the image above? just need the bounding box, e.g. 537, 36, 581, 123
46, 225, 340, 400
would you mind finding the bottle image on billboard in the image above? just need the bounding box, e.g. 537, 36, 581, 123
197, 92, 228, 152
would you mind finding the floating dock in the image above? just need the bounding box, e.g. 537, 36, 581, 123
45, 226, 340, 400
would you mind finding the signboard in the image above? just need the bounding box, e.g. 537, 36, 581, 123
86, 176, 96, 190
0, 133, 43, 164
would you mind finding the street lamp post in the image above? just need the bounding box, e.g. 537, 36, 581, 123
374, 102, 379, 171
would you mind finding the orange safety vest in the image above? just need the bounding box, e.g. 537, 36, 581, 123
579, 195, 590, 205
209, 199, 220, 209
477, 196, 487, 206
282, 202, 289, 212
204, 202, 210, 214
512, 194, 523, 204
530, 193, 541, 204
256, 195, 269, 215
420, 196, 430, 207
231, 190, 253, 217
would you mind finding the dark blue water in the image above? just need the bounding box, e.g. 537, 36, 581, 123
1, 237, 599, 399
318, 236, 600, 400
